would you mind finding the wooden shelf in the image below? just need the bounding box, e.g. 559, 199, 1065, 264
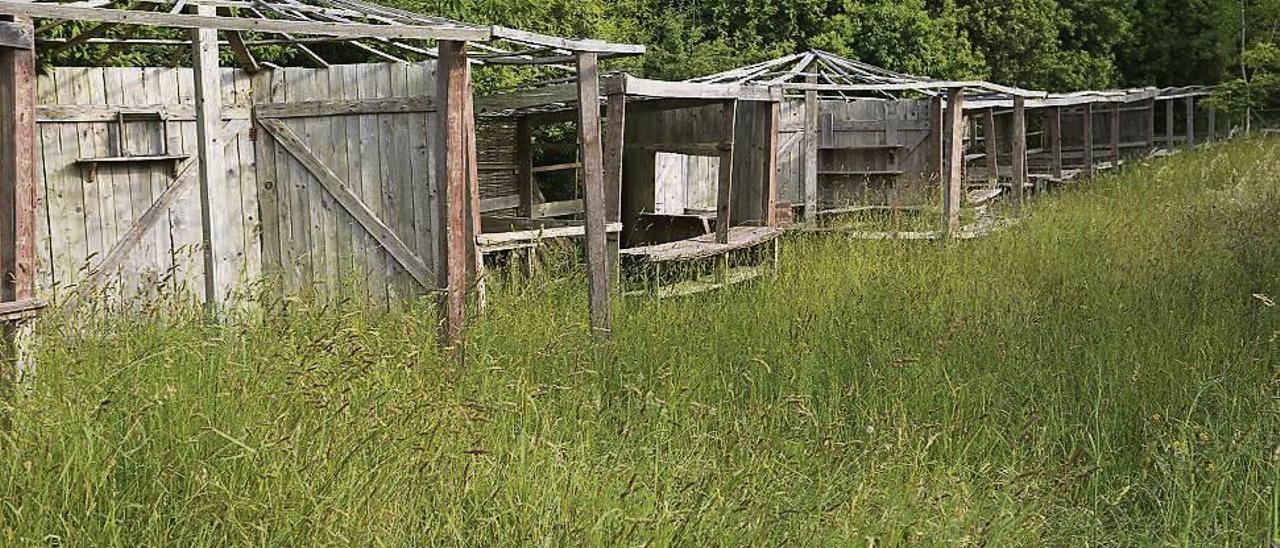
76, 154, 189, 182
819, 144, 904, 151
817, 170, 904, 177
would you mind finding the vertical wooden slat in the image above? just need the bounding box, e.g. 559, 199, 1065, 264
1110, 103, 1121, 163
576, 52, 610, 339
192, 4, 227, 310
515, 116, 533, 218
1010, 97, 1026, 206
715, 99, 737, 244
435, 41, 469, 348
1082, 103, 1095, 178
1185, 97, 1195, 146
461, 58, 483, 310
252, 69, 282, 281
1047, 106, 1063, 180
983, 108, 998, 183
942, 88, 964, 235
1206, 106, 1216, 141
802, 78, 818, 222
1165, 100, 1175, 149
761, 100, 779, 226
602, 93, 625, 279
1144, 99, 1156, 152
929, 94, 943, 197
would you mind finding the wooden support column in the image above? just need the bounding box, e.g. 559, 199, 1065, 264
983, 108, 998, 184
461, 54, 484, 311
434, 40, 470, 348
515, 117, 534, 217
1185, 97, 1195, 146
1010, 97, 1026, 206
602, 93, 626, 281
191, 4, 229, 312
1082, 103, 1095, 178
802, 77, 818, 222
1110, 103, 1121, 163
715, 100, 737, 244
1144, 99, 1156, 152
761, 101, 780, 226
575, 52, 610, 339
0, 16, 37, 405
942, 88, 964, 235
1047, 107, 1063, 180
1165, 100, 1175, 149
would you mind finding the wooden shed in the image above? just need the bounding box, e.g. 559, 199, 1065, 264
0, 0, 644, 349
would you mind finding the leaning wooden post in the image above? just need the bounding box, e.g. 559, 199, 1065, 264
435, 40, 470, 348
1010, 97, 1026, 206
1185, 97, 1195, 146
802, 77, 818, 222
715, 100, 737, 244
0, 15, 38, 417
575, 52, 610, 339
192, 4, 228, 313
1047, 107, 1063, 180
515, 117, 534, 218
602, 92, 626, 282
942, 88, 964, 235
1109, 102, 1121, 165
983, 108, 998, 184
1082, 103, 1095, 178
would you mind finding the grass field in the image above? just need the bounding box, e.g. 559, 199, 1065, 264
1, 138, 1278, 545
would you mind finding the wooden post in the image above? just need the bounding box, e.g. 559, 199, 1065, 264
761, 101, 780, 226
515, 117, 533, 217
942, 88, 964, 235
435, 40, 469, 348
602, 93, 626, 281
1010, 97, 1026, 206
1082, 103, 1095, 178
1207, 107, 1216, 141
1110, 103, 1121, 164
1165, 99, 1175, 149
461, 55, 484, 311
575, 52, 610, 339
1145, 99, 1156, 153
0, 16, 36, 406
929, 94, 943, 194
983, 108, 998, 184
191, 4, 228, 312
1047, 107, 1063, 180
802, 78, 818, 222
715, 100, 737, 244
1185, 97, 1195, 146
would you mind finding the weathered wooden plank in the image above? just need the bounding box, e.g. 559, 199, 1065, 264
0, 20, 32, 49
1082, 103, 1094, 178
1110, 102, 1121, 161
356, 63, 388, 304
983, 108, 999, 183
1164, 99, 1174, 148
192, 8, 229, 309
803, 79, 814, 220
1047, 107, 1063, 179
435, 41, 470, 347
231, 69, 260, 287
603, 93, 625, 278
715, 100, 737, 244
50, 69, 89, 296
942, 88, 964, 234
253, 96, 435, 119
1185, 97, 1195, 146
0, 26, 37, 310
282, 68, 316, 292
515, 117, 533, 217
577, 52, 610, 338
0, 2, 492, 41
258, 118, 430, 289
305, 66, 338, 300
251, 69, 282, 281
405, 62, 434, 281
36, 104, 251, 122
761, 101, 779, 226
1010, 97, 1026, 206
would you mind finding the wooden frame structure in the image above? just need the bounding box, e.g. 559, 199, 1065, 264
0, 0, 644, 350
474, 73, 784, 297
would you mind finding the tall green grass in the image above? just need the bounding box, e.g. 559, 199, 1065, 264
2, 139, 1278, 546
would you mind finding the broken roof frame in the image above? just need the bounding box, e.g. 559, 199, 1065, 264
688, 49, 1214, 110
475, 73, 784, 120
0, 0, 645, 68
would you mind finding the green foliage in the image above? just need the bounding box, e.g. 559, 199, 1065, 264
1, 138, 1278, 545
1208, 42, 1280, 121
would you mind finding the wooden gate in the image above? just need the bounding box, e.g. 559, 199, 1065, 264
250, 64, 438, 304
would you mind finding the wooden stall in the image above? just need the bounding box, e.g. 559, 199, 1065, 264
0, 0, 643, 350
476, 73, 785, 296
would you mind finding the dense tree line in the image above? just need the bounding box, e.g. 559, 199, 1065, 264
36, 0, 1280, 117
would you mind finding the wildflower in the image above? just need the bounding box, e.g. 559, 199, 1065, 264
1150, 413, 1162, 422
